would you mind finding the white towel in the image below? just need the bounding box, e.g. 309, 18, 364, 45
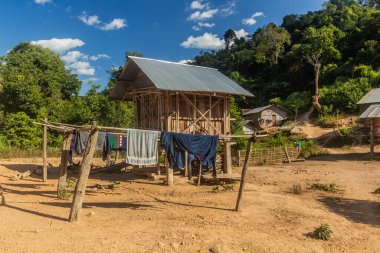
125, 129, 159, 165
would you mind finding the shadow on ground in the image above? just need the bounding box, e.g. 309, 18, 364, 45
318, 196, 380, 227
310, 153, 380, 162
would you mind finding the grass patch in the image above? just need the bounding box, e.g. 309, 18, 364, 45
0, 147, 61, 159
291, 184, 303, 194
299, 140, 328, 158
373, 188, 380, 194
312, 224, 333, 241
310, 183, 338, 192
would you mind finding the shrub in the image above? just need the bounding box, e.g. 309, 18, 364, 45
299, 140, 328, 158
292, 184, 303, 194
373, 188, 380, 194
310, 183, 338, 192
313, 224, 333, 241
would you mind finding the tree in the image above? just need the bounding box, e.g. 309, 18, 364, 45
292, 24, 343, 112
224, 29, 237, 51
251, 23, 291, 65
1, 43, 81, 117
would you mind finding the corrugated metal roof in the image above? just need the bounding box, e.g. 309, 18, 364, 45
357, 88, 380, 104
359, 104, 380, 119
242, 105, 272, 115
117, 56, 253, 97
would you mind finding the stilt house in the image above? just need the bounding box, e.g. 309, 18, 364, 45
110, 56, 253, 173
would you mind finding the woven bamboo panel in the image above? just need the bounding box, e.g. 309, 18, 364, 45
236, 146, 300, 166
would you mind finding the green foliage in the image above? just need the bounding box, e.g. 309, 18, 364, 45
374, 188, 380, 194
1, 43, 81, 117
313, 224, 333, 241
267, 132, 292, 147
299, 140, 328, 158
0, 112, 41, 148
320, 77, 371, 111
310, 183, 338, 192
272, 91, 312, 115
192, 2, 380, 114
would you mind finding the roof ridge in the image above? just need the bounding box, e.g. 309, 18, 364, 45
128, 56, 218, 70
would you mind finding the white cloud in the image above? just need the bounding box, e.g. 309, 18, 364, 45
220, 0, 237, 16
89, 54, 110, 61
101, 18, 127, 31
34, 0, 52, 5
242, 12, 264, 26
198, 22, 215, 28
188, 9, 218, 21
85, 77, 98, 83
78, 12, 101, 26
61, 50, 87, 63
31, 38, 85, 53
192, 26, 201, 31
234, 29, 249, 39
178, 59, 194, 64
190, 0, 207, 10
69, 61, 95, 75
181, 32, 224, 50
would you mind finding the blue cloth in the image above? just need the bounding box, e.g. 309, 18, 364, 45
161, 132, 219, 171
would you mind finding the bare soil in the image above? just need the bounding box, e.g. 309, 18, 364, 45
0, 148, 379, 253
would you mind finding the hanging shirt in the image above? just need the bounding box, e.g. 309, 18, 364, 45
125, 129, 159, 165
161, 132, 219, 170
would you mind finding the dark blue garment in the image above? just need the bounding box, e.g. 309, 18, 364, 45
161, 132, 218, 171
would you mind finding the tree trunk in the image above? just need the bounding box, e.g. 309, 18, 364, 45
313, 63, 322, 113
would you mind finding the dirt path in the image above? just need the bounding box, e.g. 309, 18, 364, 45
0, 151, 379, 253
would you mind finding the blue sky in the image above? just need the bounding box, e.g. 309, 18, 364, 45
0, 0, 325, 94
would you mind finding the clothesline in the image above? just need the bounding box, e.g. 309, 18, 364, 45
34, 119, 268, 140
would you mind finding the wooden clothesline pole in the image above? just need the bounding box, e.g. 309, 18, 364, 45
235, 135, 254, 212
42, 118, 48, 182
69, 121, 99, 222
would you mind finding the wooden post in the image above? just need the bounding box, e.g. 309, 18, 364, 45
166, 156, 174, 186
115, 150, 120, 162
165, 92, 174, 186
69, 122, 99, 222
223, 97, 232, 174
237, 150, 241, 167
197, 160, 202, 186
370, 119, 375, 154
184, 150, 189, 178
42, 118, 48, 182
157, 140, 161, 176
57, 131, 73, 199
284, 146, 291, 164
235, 137, 253, 211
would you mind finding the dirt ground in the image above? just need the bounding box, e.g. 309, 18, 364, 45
0, 147, 379, 253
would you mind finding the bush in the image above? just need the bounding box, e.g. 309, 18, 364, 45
0, 112, 41, 148
310, 183, 338, 192
313, 224, 333, 241
373, 188, 380, 194
299, 140, 328, 158
292, 184, 303, 194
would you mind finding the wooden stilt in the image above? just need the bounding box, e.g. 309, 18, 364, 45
69, 122, 99, 222
157, 139, 161, 176
370, 119, 375, 154
197, 160, 202, 186
166, 154, 173, 186
57, 131, 73, 199
42, 118, 48, 182
115, 150, 120, 162
235, 137, 253, 211
184, 150, 189, 178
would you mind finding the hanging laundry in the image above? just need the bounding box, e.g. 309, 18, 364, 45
125, 129, 159, 165
74, 131, 89, 155
107, 134, 126, 150
96, 132, 107, 151
161, 132, 219, 177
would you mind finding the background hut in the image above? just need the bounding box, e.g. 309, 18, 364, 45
357, 88, 380, 113
110, 56, 253, 174
242, 104, 289, 127
359, 104, 380, 153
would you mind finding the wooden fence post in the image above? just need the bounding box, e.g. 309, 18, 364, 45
235, 137, 253, 211
57, 131, 73, 199
69, 122, 99, 222
42, 118, 48, 182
